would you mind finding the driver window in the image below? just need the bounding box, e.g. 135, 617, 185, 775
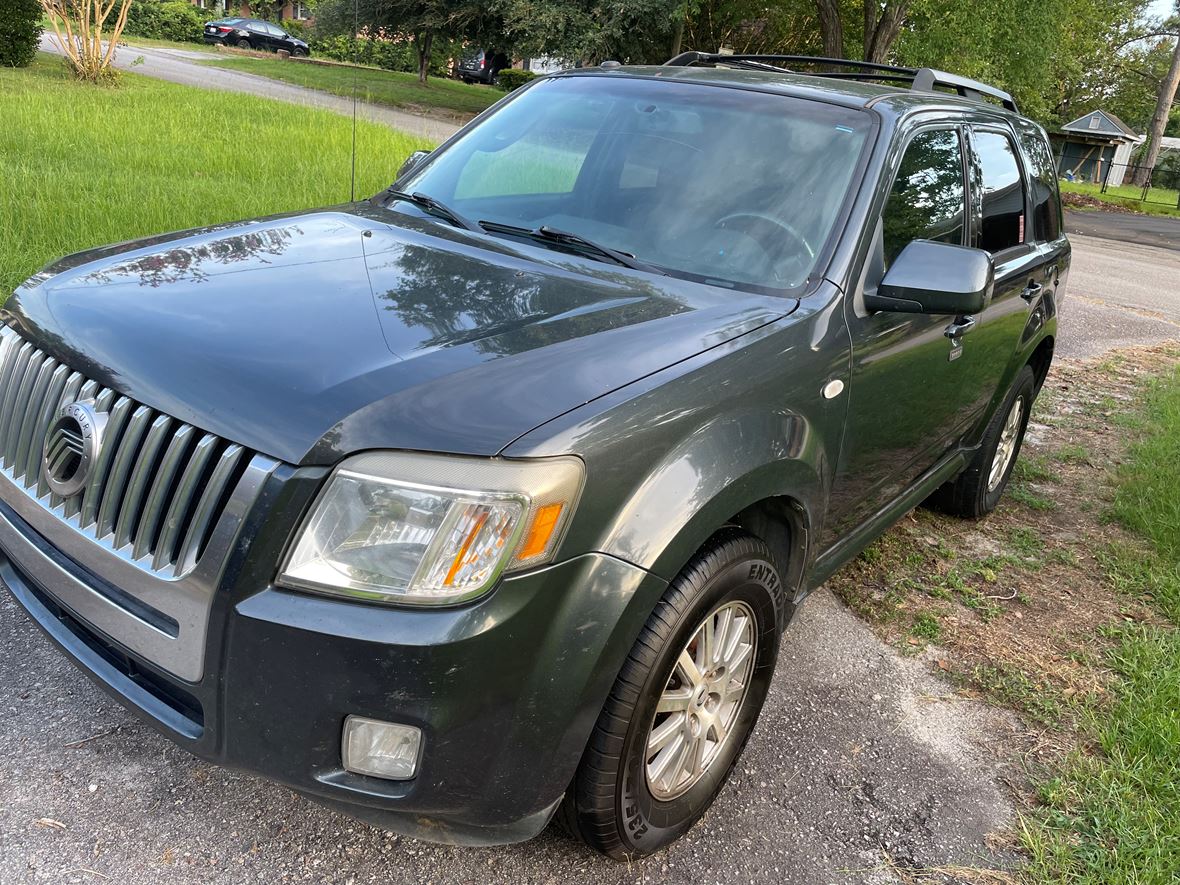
882, 129, 966, 267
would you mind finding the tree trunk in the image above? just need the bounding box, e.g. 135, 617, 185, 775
416, 31, 433, 85
816, 0, 843, 59
670, 13, 685, 58
864, 1, 911, 65
1135, 34, 1180, 187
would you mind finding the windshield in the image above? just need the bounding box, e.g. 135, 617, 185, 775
400, 75, 872, 292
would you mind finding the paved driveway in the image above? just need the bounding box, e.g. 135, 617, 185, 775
1, 234, 1175, 884
36, 36, 463, 143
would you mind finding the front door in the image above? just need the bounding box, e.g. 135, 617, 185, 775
825, 125, 977, 544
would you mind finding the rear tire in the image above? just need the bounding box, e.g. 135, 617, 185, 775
560, 530, 787, 859
236, 38, 251, 50
928, 365, 1036, 518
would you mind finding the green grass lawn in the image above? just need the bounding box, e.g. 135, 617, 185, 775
1023, 362, 1180, 883
1060, 180, 1180, 218
200, 55, 502, 118
0, 55, 433, 299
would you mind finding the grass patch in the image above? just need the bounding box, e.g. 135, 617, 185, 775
1008, 484, 1057, 511
0, 55, 432, 298
200, 56, 501, 118
1060, 180, 1180, 218
1021, 360, 1180, 883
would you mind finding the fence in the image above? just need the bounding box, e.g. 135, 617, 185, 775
1098, 163, 1179, 208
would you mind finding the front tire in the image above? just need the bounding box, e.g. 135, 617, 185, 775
928, 364, 1036, 518
561, 530, 787, 859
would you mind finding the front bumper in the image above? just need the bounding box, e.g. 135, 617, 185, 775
0, 485, 666, 845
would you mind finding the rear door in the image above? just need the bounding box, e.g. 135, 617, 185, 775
953, 123, 1047, 432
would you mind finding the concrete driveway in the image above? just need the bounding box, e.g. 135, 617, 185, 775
1, 234, 1175, 884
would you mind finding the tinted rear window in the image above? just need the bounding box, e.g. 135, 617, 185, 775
1013, 121, 1062, 242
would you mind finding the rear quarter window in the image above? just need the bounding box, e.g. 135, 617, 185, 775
1013, 121, 1063, 242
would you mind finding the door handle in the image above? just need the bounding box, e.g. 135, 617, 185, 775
1022, 281, 1044, 302
944, 315, 976, 339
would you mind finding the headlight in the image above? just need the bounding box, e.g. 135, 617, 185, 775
278, 452, 585, 605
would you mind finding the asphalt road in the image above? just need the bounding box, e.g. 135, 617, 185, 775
2, 232, 1176, 883
35, 36, 464, 143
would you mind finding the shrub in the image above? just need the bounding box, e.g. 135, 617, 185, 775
281, 18, 307, 39
123, 0, 209, 44
0, 0, 41, 67
495, 68, 536, 92
309, 33, 458, 77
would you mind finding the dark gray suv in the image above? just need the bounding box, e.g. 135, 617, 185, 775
0, 53, 1066, 859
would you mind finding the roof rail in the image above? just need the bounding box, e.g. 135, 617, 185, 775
664, 52, 1019, 114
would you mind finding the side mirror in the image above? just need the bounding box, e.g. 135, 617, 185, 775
866, 240, 994, 316
396, 150, 431, 181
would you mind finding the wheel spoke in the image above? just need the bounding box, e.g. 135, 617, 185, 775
648, 713, 684, 754
648, 733, 686, 786
684, 733, 706, 780
700, 615, 716, 672
709, 716, 728, 745
727, 637, 753, 674
677, 649, 703, 687
656, 687, 694, 714
712, 607, 732, 667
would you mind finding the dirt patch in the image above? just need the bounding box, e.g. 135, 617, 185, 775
1060, 191, 1139, 215
828, 346, 1180, 779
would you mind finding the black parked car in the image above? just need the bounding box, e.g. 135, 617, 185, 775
1, 54, 1066, 859
203, 17, 309, 56
457, 47, 509, 84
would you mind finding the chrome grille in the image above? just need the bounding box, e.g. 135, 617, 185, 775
0, 325, 253, 577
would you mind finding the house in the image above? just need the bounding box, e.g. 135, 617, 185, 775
1051, 110, 1144, 186
190, 0, 311, 24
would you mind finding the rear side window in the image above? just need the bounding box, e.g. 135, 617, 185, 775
973, 131, 1026, 253
882, 129, 966, 266
1014, 123, 1062, 242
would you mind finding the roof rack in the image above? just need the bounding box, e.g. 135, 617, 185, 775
664, 52, 1019, 114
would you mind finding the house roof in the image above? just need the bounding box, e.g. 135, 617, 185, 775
1061, 109, 1142, 141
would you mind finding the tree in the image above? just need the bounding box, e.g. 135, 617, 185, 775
1135, 4, 1180, 184
41, 0, 133, 82
496, 0, 685, 64
0, 0, 41, 67
315, 0, 490, 83
814, 0, 914, 62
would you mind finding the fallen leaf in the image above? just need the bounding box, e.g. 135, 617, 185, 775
34, 818, 66, 830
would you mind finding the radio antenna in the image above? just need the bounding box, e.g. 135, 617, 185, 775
349, 0, 358, 201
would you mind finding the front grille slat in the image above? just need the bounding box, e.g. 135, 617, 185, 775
178, 443, 245, 572
0, 343, 35, 462
154, 434, 218, 573
133, 424, 196, 561
10, 352, 48, 476
0, 327, 259, 577
80, 396, 132, 529
95, 405, 152, 540
24, 363, 71, 486
114, 414, 174, 550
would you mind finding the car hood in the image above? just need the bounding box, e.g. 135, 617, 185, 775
5, 207, 795, 466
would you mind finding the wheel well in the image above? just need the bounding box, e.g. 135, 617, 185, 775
1028, 336, 1055, 395
723, 496, 808, 601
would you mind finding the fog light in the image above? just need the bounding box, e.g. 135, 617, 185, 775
342, 716, 422, 780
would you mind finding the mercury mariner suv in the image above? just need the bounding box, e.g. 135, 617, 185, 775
0, 53, 1067, 859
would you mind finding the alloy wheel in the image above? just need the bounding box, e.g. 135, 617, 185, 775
988, 395, 1025, 492
644, 600, 757, 801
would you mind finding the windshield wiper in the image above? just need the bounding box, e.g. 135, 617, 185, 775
385, 190, 481, 232
479, 221, 666, 275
